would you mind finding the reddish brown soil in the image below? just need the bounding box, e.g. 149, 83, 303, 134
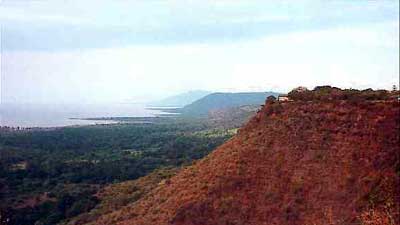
89, 100, 400, 225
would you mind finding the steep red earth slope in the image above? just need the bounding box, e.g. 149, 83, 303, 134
88, 100, 399, 225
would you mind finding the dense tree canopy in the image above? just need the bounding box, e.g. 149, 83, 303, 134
0, 121, 235, 225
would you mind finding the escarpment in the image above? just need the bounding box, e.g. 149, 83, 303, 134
87, 99, 399, 225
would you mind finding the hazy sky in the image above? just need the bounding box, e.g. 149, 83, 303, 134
0, 0, 399, 104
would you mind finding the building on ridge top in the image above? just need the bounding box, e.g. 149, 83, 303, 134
278, 94, 290, 102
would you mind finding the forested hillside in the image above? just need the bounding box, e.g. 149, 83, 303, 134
177, 92, 279, 117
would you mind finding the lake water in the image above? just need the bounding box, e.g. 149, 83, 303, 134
0, 103, 165, 128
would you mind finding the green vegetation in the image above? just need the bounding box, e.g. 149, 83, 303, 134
171, 92, 279, 117
0, 119, 234, 225
61, 167, 179, 225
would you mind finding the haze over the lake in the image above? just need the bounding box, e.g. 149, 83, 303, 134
0, 0, 399, 104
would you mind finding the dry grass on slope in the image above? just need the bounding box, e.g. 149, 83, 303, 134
62, 168, 178, 225
89, 100, 399, 225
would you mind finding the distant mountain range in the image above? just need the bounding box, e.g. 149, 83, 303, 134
176, 92, 280, 117
147, 90, 211, 107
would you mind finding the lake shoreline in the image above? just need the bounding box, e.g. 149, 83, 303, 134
0, 115, 181, 132
0, 103, 173, 129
